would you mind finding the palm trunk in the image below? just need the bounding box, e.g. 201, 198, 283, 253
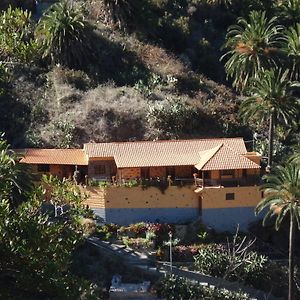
288, 210, 295, 300
267, 112, 274, 172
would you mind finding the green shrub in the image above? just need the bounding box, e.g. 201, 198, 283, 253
49, 120, 76, 149
194, 244, 228, 277
98, 181, 111, 188
96, 223, 119, 240
123, 179, 139, 187
146, 98, 199, 139
194, 243, 269, 288
122, 236, 154, 250
0, 6, 39, 62
156, 274, 250, 300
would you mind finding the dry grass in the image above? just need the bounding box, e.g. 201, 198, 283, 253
137, 43, 187, 77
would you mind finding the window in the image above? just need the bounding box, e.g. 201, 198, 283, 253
94, 165, 106, 175
37, 164, 50, 172
226, 193, 235, 200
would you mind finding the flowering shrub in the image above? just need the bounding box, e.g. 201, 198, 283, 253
172, 245, 205, 262
127, 222, 148, 236
147, 223, 174, 247
147, 223, 172, 235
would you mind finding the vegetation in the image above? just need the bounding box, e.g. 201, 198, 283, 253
156, 274, 250, 300
35, 1, 93, 67
222, 11, 282, 91
0, 1, 300, 298
0, 136, 97, 298
0, 6, 38, 63
193, 233, 269, 289
257, 163, 300, 300
239, 69, 300, 170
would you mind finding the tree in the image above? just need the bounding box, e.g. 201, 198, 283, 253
0, 135, 95, 298
282, 24, 300, 81
239, 69, 300, 170
256, 163, 300, 300
275, 0, 300, 27
0, 133, 33, 207
222, 11, 283, 91
0, 179, 95, 298
0, 6, 38, 63
35, 0, 93, 68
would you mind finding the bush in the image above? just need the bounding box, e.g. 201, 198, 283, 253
0, 6, 39, 62
96, 223, 119, 240
122, 236, 154, 250
127, 222, 148, 236
194, 243, 269, 288
156, 274, 250, 300
146, 98, 199, 139
173, 244, 204, 262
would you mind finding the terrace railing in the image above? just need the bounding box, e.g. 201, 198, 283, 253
203, 176, 261, 188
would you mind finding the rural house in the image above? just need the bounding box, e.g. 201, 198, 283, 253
19, 138, 262, 231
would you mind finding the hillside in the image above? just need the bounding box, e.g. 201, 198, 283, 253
0, 0, 298, 160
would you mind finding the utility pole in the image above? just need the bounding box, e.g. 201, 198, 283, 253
169, 231, 173, 273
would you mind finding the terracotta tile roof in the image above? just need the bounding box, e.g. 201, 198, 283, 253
195, 144, 259, 171
19, 149, 88, 165
195, 144, 223, 170
84, 138, 260, 169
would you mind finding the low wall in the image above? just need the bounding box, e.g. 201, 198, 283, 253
201, 186, 261, 208
84, 185, 261, 230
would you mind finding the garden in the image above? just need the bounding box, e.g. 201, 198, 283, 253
93, 220, 294, 299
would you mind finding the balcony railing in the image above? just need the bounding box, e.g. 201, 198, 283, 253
88, 175, 261, 188
202, 176, 261, 188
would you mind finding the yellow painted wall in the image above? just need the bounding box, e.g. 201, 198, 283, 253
83, 186, 199, 209
81, 186, 106, 208
201, 186, 261, 209
105, 186, 199, 209
83, 185, 262, 210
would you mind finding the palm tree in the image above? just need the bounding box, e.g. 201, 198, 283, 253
222, 11, 283, 91
239, 69, 300, 171
35, 0, 93, 67
275, 0, 300, 27
256, 163, 300, 300
282, 24, 300, 81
